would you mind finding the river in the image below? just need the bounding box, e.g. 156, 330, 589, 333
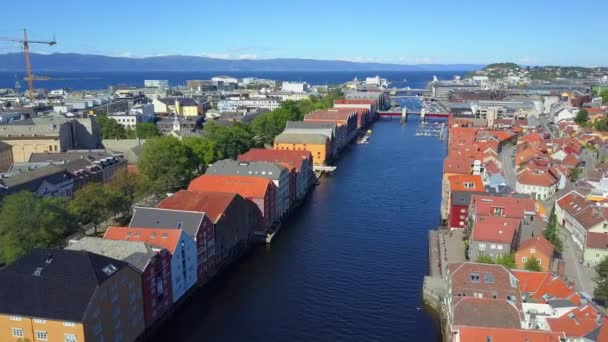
151, 111, 447, 341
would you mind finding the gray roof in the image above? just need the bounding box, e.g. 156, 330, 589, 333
129, 207, 206, 239
451, 191, 485, 206
102, 139, 145, 164
274, 132, 328, 145
0, 248, 128, 322
29, 150, 119, 163
0, 164, 67, 188
159, 97, 198, 107
206, 159, 287, 181
0, 117, 92, 138
66, 237, 153, 271
546, 299, 576, 309
285, 121, 337, 130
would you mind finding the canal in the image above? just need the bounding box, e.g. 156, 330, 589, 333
152, 115, 446, 341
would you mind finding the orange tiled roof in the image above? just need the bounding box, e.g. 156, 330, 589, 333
188, 174, 273, 199
516, 170, 557, 187
517, 236, 555, 258
511, 270, 580, 305
443, 157, 471, 175
472, 216, 520, 244
455, 326, 565, 342
448, 174, 484, 192
158, 190, 237, 223
546, 306, 601, 338
104, 226, 182, 253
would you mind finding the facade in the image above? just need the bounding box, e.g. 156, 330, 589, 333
129, 207, 216, 283
153, 97, 198, 116
514, 236, 555, 271
144, 80, 169, 88
238, 148, 314, 202
159, 191, 261, 270
0, 117, 102, 162
281, 82, 309, 93
0, 248, 145, 342
274, 133, 330, 166
515, 170, 558, 200
217, 98, 281, 113
104, 227, 198, 304
0, 164, 74, 198
188, 174, 276, 228
206, 159, 290, 218
469, 216, 521, 261
303, 109, 358, 149
66, 237, 173, 328
556, 191, 608, 249
0, 141, 13, 172
441, 174, 484, 223
284, 121, 337, 157
584, 232, 608, 267
449, 191, 484, 230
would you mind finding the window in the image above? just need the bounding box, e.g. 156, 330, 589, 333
9, 316, 22, 321
490, 244, 496, 250
470, 273, 480, 282
65, 334, 77, 342
479, 243, 486, 251
36, 330, 48, 340
63, 322, 76, 327
33, 319, 46, 324
522, 257, 528, 262
538, 259, 542, 265
497, 245, 503, 250
460, 208, 466, 213
12, 328, 24, 337
484, 274, 495, 283
530, 248, 536, 254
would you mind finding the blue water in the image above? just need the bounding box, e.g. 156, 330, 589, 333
0, 71, 463, 90
151, 117, 446, 342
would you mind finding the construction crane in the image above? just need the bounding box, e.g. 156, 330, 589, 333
0, 29, 56, 103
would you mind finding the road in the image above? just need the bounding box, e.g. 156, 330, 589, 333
558, 228, 596, 295
499, 144, 517, 189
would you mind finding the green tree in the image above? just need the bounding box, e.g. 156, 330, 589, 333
70, 183, 111, 235
543, 206, 562, 253
569, 167, 583, 182
601, 90, 608, 104
94, 115, 127, 139
139, 136, 196, 194
0, 192, 79, 264
594, 256, 608, 305
496, 254, 516, 269
183, 137, 220, 173
135, 122, 159, 138
476, 254, 495, 264
108, 169, 147, 212
575, 109, 589, 124
524, 256, 543, 272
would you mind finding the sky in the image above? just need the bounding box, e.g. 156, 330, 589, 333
2, 0, 607, 66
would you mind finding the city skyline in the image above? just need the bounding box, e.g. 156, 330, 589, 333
2, 0, 607, 66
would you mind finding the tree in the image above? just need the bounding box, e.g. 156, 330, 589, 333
94, 115, 127, 139
183, 137, 220, 173
569, 167, 583, 182
496, 254, 516, 269
543, 206, 562, 253
139, 136, 196, 194
135, 122, 159, 139
69, 183, 111, 235
594, 256, 608, 305
476, 255, 495, 264
601, 90, 608, 104
575, 109, 589, 124
0, 192, 79, 264
108, 169, 146, 212
524, 256, 542, 272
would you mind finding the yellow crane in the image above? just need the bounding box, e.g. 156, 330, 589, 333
0, 29, 56, 103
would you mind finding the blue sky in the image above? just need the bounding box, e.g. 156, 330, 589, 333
2, 0, 607, 66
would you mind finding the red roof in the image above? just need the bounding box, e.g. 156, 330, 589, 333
517, 236, 555, 258
511, 270, 580, 305
448, 174, 484, 192
586, 232, 608, 249
472, 195, 536, 220
158, 190, 237, 223
472, 216, 520, 244
104, 226, 183, 253
334, 99, 376, 105
517, 169, 557, 187
304, 109, 356, 122
188, 174, 274, 199
547, 306, 601, 338
238, 148, 310, 171
443, 157, 471, 175
455, 326, 565, 342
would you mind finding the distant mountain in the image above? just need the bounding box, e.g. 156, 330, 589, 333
0, 53, 483, 72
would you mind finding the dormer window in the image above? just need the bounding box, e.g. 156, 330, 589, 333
470, 273, 480, 282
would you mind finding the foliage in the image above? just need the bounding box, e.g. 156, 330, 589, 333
575, 109, 589, 124
108, 169, 147, 211
183, 137, 220, 173
476, 254, 495, 264
496, 254, 516, 269
138, 136, 197, 194
601, 90, 608, 104
94, 115, 128, 139
569, 167, 583, 182
594, 256, 608, 305
204, 122, 256, 159
0, 192, 79, 264
135, 122, 159, 139
524, 256, 542, 272
543, 206, 562, 253
69, 183, 116, 234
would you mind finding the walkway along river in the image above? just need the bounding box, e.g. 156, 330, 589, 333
151, 117, 446, 341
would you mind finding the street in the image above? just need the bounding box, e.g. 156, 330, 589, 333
499, 144, 517, 189
558, 228, 597, 296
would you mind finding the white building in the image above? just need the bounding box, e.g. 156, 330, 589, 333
281, 82, 310, 93
212, 75, 238, 84
515, 170, 557, 201
48, 89, 67, 99
53, 105, 74, 114
108, 112, 141, 129
144, 80, 169, 88
129, 103, 156, 121
217, 98, 281, 113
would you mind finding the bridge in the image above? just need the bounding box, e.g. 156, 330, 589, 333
377, 111, 450, 118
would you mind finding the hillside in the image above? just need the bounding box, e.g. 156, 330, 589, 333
472, 62, 608, 80
0, 53, 483, 72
